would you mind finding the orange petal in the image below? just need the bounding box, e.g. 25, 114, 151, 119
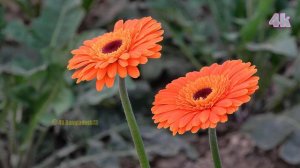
97, 69, 106, 80
117, 65, 127, 78
96, 80, 105, 91
108, 57, 117, 63
120, 53, 130, 59
227, 89, 248, 98
227, 107, 238, 114
191, 126, 201, 133
118, 59, 128, 67
157, 121, 167, 129
127, 66, 140, 78
215, 99, 232, 107
179, 113, 195, 128
139, 56, 148, 64
212, 107, 227, 115
220, 115, 228, 123
128, 59, 139, 66
236, 95, 251, 103
148, 53, 161, 58
84, 69, 97, 81
72, 70, 82, 79
209, 123, 217, 128
209, 112, 219, 123
199, 110, 210, 123
107, 63, 117, 78
191, 113, 202, 126
98, 62, 109, 68
151, 105, 178, 114
114, 20, 124, 31
105, 76, 115, 88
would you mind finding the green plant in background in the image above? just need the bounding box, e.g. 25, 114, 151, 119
243, 105, 300, 165
0, 0, 88, 167
243, 56, 300, 165
0, 0, 300, 167
149, 0, 300, 166
0, 0, 197, 167
66, 14, 165, 167
241, 1, 300, 165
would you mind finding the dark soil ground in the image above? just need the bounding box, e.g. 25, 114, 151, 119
70, 130, 298, 168
152, 132, 296, 168
117, 116, 299, 168
3, 1, 300, 168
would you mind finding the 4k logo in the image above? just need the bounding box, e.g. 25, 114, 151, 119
269, 13, 291, 28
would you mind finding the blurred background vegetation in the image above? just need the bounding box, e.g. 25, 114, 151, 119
0, 0, 299, 167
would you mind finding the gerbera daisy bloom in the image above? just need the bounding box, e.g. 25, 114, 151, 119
152, 60, 259, 135
68, 17, 163, 91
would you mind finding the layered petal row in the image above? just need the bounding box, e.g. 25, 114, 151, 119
152, 60, 259, 135
68, 17, 163, 91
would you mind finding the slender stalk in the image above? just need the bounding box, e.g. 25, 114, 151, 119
209, 128, 222, 168
19, 83, 60, 168
118, 77, 150, 168
0, 101, 10, 168
21, 83, 60, 150
0, 100, 10, 127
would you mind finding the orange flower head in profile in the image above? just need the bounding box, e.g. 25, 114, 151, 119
152, 60, 259, 135
68, 17, 163, 91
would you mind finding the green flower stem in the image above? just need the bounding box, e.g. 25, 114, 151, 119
118, 77, 150, 168
209, 128, 222, 168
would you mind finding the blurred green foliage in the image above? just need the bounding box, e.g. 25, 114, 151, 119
0, 0, 300, 167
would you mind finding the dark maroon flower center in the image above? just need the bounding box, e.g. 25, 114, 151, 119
193, 88, 212, 100
102, 40, 122, 54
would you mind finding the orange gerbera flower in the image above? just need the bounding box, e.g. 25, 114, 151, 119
68, 17, 163, 91
152, 60, 259, 135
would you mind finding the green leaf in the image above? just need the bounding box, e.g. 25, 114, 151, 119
279, 130, 300, 165
3, 20, 40, 48
15, 0, 40, 18
21, 83, 61, 151
39, 111, 57, 126
31, 0, 85, 48
240, 0, 275, 42
208, 0, 233, 32
290, 56, 300, 81
141, 59, 164, 81
0, 6, 5, 41
82, 0, 95, 10
52, 86, 74, 116
141, 126, 198, 159
0, 45, 46, 76
3, 0, 85, 51
164, 55, 194, 77
243, 114, 294, 150
246, 31, 298, 57
266, 75, 297, 109
284, 105, 300, 123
